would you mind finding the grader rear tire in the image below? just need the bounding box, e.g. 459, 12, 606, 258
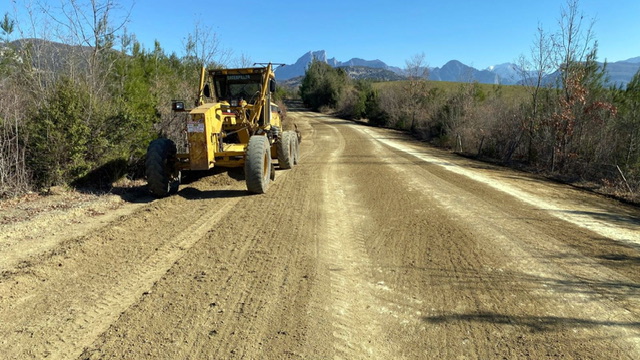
146, 138, 180, 197
245, 135, 272, 194
277, 131, 295, 169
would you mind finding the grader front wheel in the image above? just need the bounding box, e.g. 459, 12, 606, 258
146, 138, 180, 197
245, 135, 272, 194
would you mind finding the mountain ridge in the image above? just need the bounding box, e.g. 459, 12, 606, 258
276, 50, 640, 87
4, 40, 638, 87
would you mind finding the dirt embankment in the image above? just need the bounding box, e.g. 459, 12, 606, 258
1, 110, 639, 359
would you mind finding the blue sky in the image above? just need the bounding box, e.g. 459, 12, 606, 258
3, 0, 639, 69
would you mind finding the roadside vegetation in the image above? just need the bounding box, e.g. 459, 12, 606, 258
0, 1, 265, 198
299, 1, 640, 202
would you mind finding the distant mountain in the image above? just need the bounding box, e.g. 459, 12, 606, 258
338, 58, 404, 74
429, 61, 541, 85
280, 76, 304, 89
604, 60, 640, 86
275, 50, 329, 81
340, 57, 386, 68
486, 63, 530, 85
278, 50, 640, 88
535, 59, 640, 88
6, 40, 638, 87
275, 50, 402, 81
428, 60, 499, 84
276, 51, 522, 85
279, 66, 403, 89
5, 38, 91, 74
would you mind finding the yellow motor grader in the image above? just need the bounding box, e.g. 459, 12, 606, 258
145, 63, 299, 197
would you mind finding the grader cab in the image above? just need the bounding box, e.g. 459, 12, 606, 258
145, 63, 299, 197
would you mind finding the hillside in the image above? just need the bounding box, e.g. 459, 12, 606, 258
340, 66, 404, 81
5, 38, 94, 73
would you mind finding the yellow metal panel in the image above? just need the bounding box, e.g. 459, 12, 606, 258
270, 102, 282, 128
187, 103, 223, 170
187, 113, 209, 170
221, 143, 247, 154
190, 102, 216, 115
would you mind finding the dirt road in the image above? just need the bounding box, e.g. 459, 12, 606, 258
1, 110, 639, 359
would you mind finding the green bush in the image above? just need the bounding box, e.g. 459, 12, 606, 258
27, 77, 91, 188
300, 60, 349, 110
365, 93, 389, 126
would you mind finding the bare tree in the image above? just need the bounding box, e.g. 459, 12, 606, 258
553, 0, 596, 97
0, 14, 31, 197
517, 24, 556, 162
403, 52, 430, 131
46, 0, 131, 91
550, 0, 601, 171
184, 21, 231, 68
405, 52, 428, 80
0, 90, 31, 197
520, 24, 555, 99
8, 0, 131, 106
7, 1, 59, 104
232, 52, 253, 68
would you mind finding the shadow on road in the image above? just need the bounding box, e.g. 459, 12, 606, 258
71, 184, 155, 204
422, 312, 640, 332
554, 209, 640, 229
111, 186, 155, 204
177, 187, 249, 200
376, 264, 640, 301
597, 253, 640, 263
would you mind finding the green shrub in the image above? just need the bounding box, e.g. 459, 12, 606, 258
27, 77, 91, 188
300, 60, 349, 110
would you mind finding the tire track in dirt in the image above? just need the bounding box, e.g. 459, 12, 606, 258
194, 180, 309, 358
352, 121, 640, 357
0, 180, 243, 359
73, 196, 243, 356
0, 194, 144, 274
312, 117, 390, 359
283, 114, 640, 358
313, 117, 488, 358
357, 126, 640, 247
